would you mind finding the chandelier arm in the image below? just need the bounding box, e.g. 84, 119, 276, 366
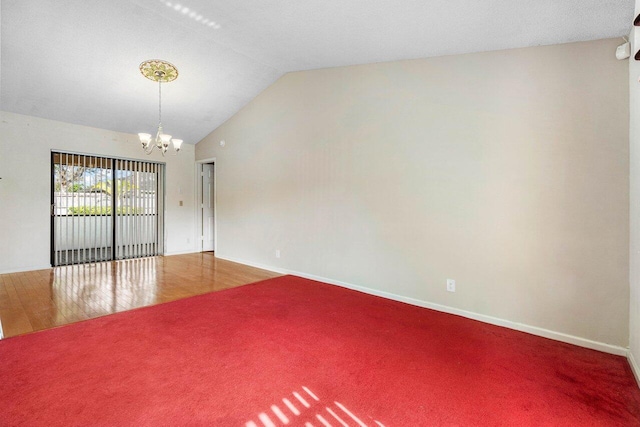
144, 143, 156, 155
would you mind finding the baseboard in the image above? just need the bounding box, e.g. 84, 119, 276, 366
0, 265, 51, 275
629, 350, 640, 387
217, 254, 628, 357
164, 250, 200, 256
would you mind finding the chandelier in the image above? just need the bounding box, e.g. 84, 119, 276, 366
138, 60, 183, 155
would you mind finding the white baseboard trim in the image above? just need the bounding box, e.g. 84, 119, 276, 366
629, 350, 640, 387
218, 254, 628, 357
164, 250, 200, 256
0, 265, 51, 275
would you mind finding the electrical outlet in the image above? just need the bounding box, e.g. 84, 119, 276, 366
446, 279, 456, 292
275, 249, 281, 258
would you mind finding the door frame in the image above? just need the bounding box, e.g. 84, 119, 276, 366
195, 158, 217, 253
50, 150, 166, 266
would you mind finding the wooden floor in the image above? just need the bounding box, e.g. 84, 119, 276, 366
0, 253, 280, 339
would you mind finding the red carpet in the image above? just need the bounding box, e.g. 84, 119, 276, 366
1, 275, 639, 426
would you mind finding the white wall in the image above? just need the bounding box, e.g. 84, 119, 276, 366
630, 1, 640, 382
0, 111, 196, 273
197, 38, 630, 350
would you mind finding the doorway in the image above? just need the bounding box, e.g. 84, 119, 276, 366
198, 162, 215, 252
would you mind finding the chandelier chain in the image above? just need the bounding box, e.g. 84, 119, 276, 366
158, 79, 162, 126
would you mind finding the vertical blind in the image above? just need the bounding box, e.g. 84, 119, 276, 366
51, 152, 165, 266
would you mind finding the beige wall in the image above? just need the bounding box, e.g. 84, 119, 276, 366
197, 39, 629, 348
0, 111, 197, 273
630, 1, 640, 380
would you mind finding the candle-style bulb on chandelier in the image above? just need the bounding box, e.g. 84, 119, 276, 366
138, 60, 183, 156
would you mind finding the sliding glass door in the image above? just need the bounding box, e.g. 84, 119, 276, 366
114, 159, 164, 260
51, 152, 165, 266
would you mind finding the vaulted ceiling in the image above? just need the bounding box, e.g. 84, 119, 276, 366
0, 0, 634, 144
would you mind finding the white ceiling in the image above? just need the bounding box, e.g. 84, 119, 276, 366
0, 0, 634, 144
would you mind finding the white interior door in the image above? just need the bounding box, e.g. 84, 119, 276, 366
202, 163, 215, 252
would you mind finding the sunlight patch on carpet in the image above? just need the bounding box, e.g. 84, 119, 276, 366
245, 386, 384, 427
